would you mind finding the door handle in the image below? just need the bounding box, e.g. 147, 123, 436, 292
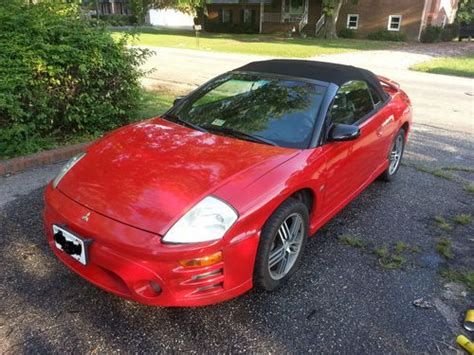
377, 115, 394, 136
381, 115, 394, 127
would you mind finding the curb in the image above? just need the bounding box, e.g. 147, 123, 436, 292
0, 142, 90, 176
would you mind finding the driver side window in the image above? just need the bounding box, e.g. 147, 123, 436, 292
329, 80, 374, 125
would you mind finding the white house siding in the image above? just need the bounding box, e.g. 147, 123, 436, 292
147, 9, 195, 29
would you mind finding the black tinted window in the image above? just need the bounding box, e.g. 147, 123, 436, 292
330, 81, 374, 125
369, 85, 383, 106
171, 73, 326, 149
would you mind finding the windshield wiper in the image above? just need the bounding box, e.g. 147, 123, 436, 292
203, 125, 277, 146
163, 113, 207, 133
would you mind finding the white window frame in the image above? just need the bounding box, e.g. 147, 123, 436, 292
221, 9, 231, 23
243, 8, 252, 24
346, 14, 359, 29
388, 15, 402, 31
441, 15, 447, 28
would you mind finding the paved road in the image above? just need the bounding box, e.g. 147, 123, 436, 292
1, 47, 473, 353
142, 46, 474, 134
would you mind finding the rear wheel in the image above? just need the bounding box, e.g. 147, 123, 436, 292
380, 128, 406, 182
253, 198, 309, 291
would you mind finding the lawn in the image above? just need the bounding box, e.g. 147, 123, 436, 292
1, 90, 174, 160
410, 53, 474, 78
114, 28, 398, 58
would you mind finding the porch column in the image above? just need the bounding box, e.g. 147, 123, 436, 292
281, 0, 285, 23
259, 0, 264, 34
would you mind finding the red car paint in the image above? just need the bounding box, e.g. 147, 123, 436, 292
44, 79, 412, 307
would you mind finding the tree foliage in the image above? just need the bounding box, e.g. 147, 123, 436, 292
128, 0, 205, 19
0, 0, 150, 158
456, 0, 474, 23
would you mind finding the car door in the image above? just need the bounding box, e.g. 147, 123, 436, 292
320, 80, 386, 216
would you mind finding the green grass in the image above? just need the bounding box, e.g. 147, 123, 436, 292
0, 90, 175, 161
373, 245, 407, 270
338, 234, 366, 248
411, 53, 474, 78
453, 213, 472, 226
113, 28, 398, 58
412, 165, 455, 181
442, 166, 474, 173
464, 183, 474, 194
435, 237, 453, 259
431, 169, 454, 181
131, 90, 174, 121
395, 241, 408, 254
440, 268, 474, 290
434, 216, 453, 231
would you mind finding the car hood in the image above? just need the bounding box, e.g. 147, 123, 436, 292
58, 118, 298, 235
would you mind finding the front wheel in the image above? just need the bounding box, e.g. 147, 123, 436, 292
253, 198, 309, 291
380, 128, 406, 182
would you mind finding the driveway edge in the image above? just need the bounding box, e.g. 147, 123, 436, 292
0, 142, 90, 176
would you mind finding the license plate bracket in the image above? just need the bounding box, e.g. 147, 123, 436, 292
53, 225, 92, 265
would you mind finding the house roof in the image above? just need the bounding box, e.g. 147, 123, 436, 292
235, 59, 387, 97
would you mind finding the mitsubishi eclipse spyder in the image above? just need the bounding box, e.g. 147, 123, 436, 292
44, 60, 412, 307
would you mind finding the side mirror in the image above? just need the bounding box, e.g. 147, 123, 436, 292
328, 124, 360, 142
173, 96, 185, 106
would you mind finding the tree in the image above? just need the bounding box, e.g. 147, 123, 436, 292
140, 0, 205, 19
456, 0, 473, 24
320, 0, 357, 39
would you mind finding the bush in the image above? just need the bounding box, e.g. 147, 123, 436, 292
338, 28, 356, 39
441, 23, 460, 41
95, 14, 135, 26
420, 25, 443, 43
367, 29, 407, 42
204, 21, 257, 34
0, 2, 149, 158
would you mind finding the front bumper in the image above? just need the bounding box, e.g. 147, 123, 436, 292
43, 183, 258, 307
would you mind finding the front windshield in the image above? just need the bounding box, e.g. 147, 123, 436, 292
169, 73, 326, 149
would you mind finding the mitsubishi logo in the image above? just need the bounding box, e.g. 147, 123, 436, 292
81, 212, 91, 222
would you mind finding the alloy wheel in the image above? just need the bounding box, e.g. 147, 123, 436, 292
389, 133, 404, 175
268, 213, 304, 280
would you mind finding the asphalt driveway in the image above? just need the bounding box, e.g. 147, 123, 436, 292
1, 47, 473, 353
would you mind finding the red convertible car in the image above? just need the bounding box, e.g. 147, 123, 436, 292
44, 60, 412, 307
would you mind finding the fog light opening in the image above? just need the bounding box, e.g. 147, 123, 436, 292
133, 280, 162, 298
149, 281, 162, 295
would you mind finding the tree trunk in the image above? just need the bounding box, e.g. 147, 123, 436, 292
321, 0, 343, 39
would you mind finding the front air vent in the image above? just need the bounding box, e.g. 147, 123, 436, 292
195, 282, 224, 293
192, 269, 223, 281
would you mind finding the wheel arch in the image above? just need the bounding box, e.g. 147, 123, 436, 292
401, 121, 410, 138
289, 188, 316, 217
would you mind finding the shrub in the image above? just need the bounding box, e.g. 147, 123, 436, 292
0, 1, 150, 158
338, 28, 356, 39
95, 14, 135, 26
367, 29, 407, 42
204, 21, 257, 34
441, 23, 460, 41
420, 25, 443, 43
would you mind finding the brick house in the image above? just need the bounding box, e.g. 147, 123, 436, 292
204, 0, 460, 40
93, 0, 131, 15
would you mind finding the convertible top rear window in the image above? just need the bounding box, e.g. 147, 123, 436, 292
169, 73, 326, 149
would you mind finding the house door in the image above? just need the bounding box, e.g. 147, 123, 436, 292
282, 0, 307, 22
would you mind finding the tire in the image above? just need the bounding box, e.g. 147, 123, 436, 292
380, 128, 406, 182
253, 198, 309, 291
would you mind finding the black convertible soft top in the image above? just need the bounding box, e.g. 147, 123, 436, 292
235, 59, 387, 99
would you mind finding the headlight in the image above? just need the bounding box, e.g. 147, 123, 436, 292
53, 153, 86, 188
162, 196, 238, 244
